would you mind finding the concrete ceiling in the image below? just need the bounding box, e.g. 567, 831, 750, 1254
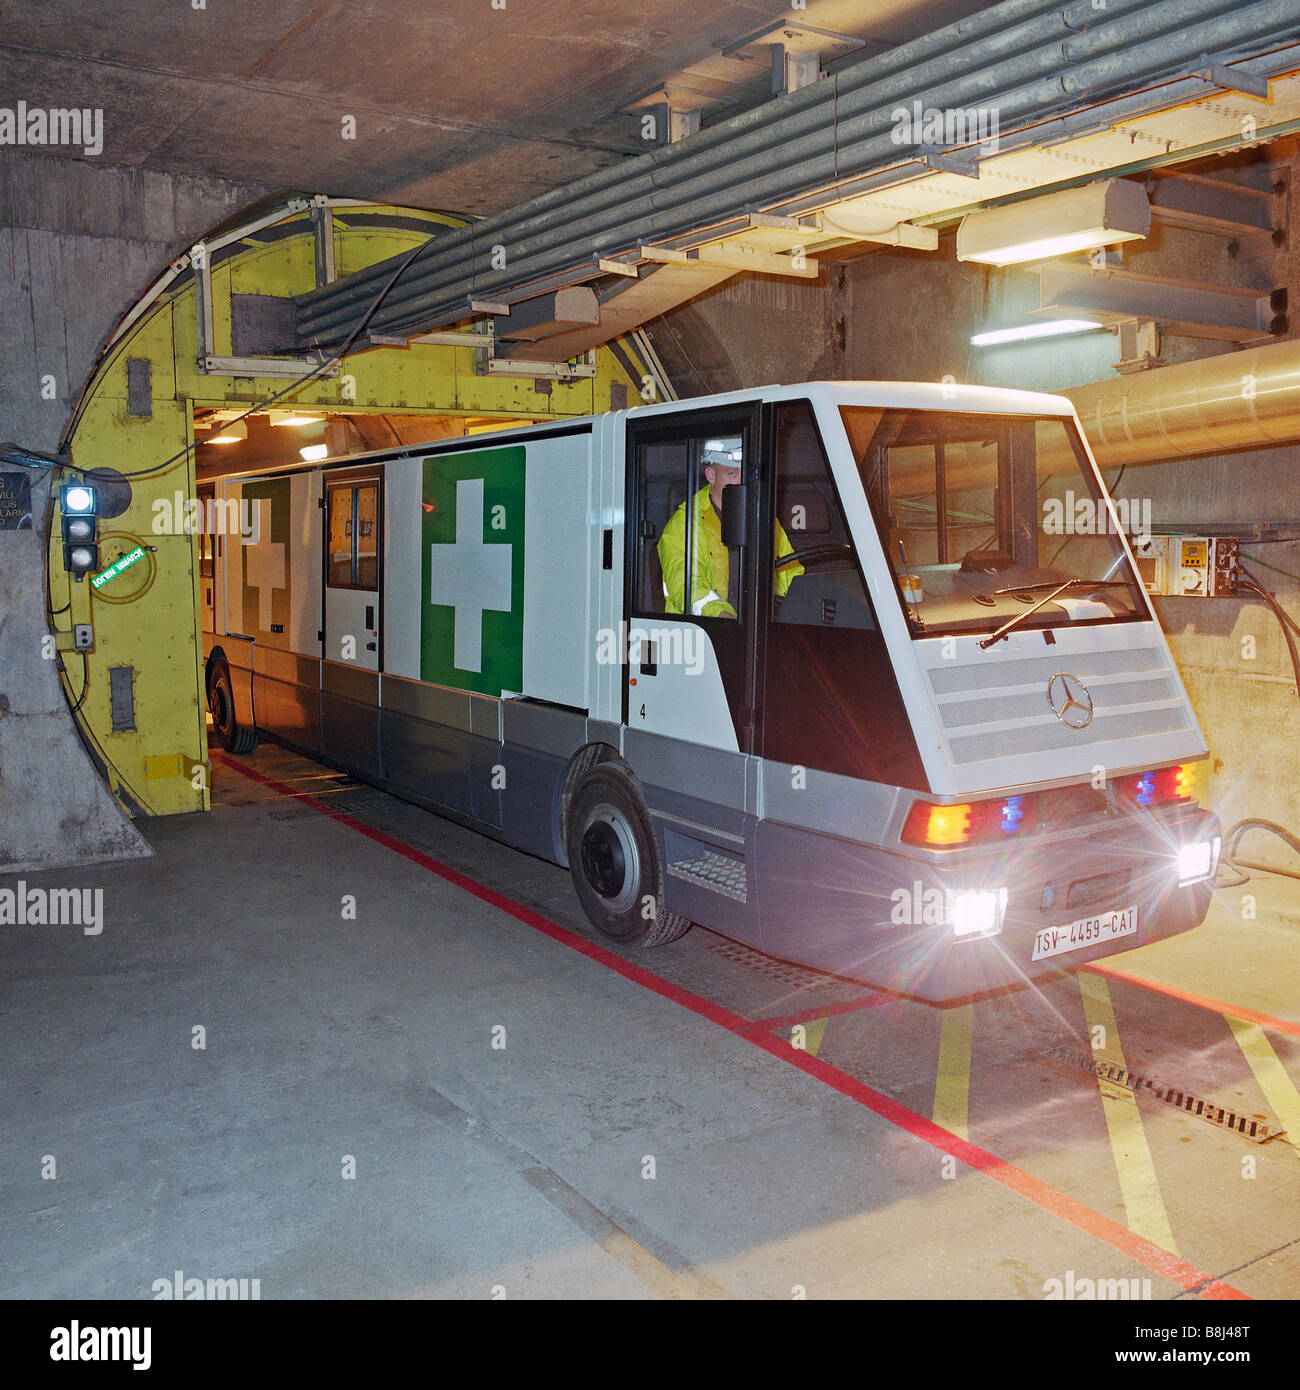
0, 0, 997, 214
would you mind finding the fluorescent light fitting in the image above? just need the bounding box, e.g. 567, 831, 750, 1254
270, 412, 323, 427
971, 318, 1104, 346
299, 443, 329, 462
957, 179, 1150, 267
206, 420, 247, 444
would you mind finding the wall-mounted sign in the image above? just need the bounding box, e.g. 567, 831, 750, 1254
0, 472, 33, 530
91, 546, 146, 589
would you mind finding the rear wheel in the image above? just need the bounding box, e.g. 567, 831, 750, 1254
566, 763, 691, 947
207, 660, 259, 754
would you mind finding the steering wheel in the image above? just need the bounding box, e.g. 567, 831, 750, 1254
774, 541, 855, 572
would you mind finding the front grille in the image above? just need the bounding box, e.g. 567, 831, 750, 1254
927, 643, 1192, 766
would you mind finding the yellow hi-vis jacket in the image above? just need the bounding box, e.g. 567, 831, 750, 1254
657, 486, 803, 618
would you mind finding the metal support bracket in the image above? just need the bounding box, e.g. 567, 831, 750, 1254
917, 147, 983, 180
1193, 56, 1270, 99
475, 345, 596, 381
310, 196, 336, 288
193, 232, 338, 377
1113, 319, 1163, 374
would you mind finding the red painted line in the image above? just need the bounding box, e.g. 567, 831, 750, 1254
1083, 961, 1300, 1041
213, 751, 1249, 1300
755, 993, 892, 1031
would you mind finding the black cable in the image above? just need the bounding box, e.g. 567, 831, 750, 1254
0, 442, 72, 472
1233, 575, 1300, 699
66, 649, 90, 713
1222, 819, 1300, 885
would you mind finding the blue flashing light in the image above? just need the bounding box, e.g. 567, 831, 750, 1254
1135, 773, 1156, 808
1000, 795, 1026, 835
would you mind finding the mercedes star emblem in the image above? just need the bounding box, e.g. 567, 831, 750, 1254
1047, 672, 1094, 729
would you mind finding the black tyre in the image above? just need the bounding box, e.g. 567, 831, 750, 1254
208, 661, 259, 754
565, 763, 691, 947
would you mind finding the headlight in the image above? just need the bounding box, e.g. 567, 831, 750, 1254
1177, 837, 1220, 886
951, 887, 1008, 938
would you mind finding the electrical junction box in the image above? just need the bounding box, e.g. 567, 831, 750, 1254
1132, 535, 1238, 596
73, 623, 94, 651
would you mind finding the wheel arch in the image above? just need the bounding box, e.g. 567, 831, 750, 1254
555, 741, 626, 868
204, 645, 230, 693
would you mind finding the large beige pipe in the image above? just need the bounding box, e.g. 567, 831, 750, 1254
1064, 337, 1300, 468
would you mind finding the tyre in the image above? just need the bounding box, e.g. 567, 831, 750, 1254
207, 660, 259, 754
565, 763, 691, 947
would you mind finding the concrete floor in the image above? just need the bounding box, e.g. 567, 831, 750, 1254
3, 743, 1299, 1300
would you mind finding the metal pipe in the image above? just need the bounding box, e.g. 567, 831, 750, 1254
335, 34, 1284, 343
297, 0, 1300, 343
296, 0, 1113, 325
299, 0, 1076, 308
1065, 337, 1300, 466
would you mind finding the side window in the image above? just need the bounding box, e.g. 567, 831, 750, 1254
633, 428, 746, 621
771, 401, 873, 631
197, 486, 215, 579
355, 483, 379, 588
327, 481, 380, 589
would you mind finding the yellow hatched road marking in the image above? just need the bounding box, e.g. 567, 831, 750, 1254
933, 1004, 972, 1140
1078, 974, 1179, 1254
1225, 1016, 1300, 1149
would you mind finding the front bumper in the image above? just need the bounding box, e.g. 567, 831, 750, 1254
757, 804, 1220, 1003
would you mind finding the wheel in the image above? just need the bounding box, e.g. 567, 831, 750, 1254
565, 763, 691, 947
207, 660, 259, 754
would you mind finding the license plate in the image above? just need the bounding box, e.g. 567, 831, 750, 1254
1032, 905, 1138, 961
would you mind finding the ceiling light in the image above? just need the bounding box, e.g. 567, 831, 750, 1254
270, 412, 323, 427
956, 180, 1150, 267
299, 444, 329, 462
206, 420, 247, 444
971, 319, 1105, 346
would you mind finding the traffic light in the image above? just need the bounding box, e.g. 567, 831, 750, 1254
60, 483, 99, 578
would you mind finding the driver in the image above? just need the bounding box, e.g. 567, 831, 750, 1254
657, 438, 803, 619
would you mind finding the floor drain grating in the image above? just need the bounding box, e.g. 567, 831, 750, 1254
1044, 1046, 1285, 1144
703, 939, 829, 990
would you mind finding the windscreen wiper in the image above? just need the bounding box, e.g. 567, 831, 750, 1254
978, 578, 1132, 649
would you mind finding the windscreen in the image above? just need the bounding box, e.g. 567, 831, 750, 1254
840, 407, 1148, 640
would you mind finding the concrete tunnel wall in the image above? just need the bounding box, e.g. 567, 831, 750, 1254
0, 471, 150, 873
1, 155, 271, 872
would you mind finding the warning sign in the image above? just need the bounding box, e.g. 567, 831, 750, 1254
0, 472, 33, 530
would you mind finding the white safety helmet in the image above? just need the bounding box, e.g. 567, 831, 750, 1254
702, 437, 742, 468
